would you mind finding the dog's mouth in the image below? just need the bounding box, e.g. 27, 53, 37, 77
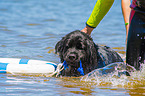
64, 54, 85, 67
64, 56, 80, 67
65, 60, 80, 67
62, 60, 84, 76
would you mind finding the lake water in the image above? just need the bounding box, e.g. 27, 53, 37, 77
0, 0, 145, 96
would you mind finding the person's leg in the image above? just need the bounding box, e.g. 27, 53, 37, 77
126, 10, 145, 70
140, 35, 145, 64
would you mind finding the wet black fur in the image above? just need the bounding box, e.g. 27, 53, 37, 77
55, 30, 123, 76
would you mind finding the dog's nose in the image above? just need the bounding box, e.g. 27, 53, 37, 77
68, 54, 76, 61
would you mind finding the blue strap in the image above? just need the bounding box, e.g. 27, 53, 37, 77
0, 63, 9, 73
63, 61, 69, 69
19, 59, 29, 64
63, 60, 84, 76
77, 60, 84, 76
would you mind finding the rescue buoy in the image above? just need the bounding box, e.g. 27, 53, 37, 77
0, 58, 57, 74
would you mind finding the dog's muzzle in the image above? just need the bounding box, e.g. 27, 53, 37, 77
63, 60, 84, 76
67, 52, 79, 62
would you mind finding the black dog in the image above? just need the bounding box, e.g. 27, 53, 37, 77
55, 30, 123, 76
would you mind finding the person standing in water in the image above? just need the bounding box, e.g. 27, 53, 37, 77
125, 0, 145, 70
81, 0, 145, 70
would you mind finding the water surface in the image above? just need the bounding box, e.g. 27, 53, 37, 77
0, 0, 145, 96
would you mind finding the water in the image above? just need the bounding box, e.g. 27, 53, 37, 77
0, 0, 144, 96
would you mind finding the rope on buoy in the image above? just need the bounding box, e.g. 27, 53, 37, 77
47, 63, 64, 77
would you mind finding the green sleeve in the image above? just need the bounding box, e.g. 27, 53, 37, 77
86, 0, 114, 28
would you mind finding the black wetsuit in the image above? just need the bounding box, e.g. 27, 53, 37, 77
126, 0, 145, 70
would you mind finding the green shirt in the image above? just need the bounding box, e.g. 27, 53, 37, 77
86, 0, 114, 28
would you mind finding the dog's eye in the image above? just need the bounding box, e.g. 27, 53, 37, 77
66, 46, 69, 49
76, 43, 83, 50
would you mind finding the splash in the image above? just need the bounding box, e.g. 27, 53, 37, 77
81, 62, 145, 88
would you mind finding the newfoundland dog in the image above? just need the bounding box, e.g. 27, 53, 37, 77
55, 30, 123, 76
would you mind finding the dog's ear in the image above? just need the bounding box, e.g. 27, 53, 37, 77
55, 37, 67, 63
86, 39, 98, 68
55, 38, 64, 54
55, 36, 68, 53
55, 40, 62, 54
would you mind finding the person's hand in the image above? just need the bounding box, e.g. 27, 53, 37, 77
81, 26, 94, 35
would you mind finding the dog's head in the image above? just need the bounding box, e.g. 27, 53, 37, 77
55, 30, 98, 76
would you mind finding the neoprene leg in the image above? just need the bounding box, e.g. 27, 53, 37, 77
140, 36, 145, 64
126, 11, 145, 70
